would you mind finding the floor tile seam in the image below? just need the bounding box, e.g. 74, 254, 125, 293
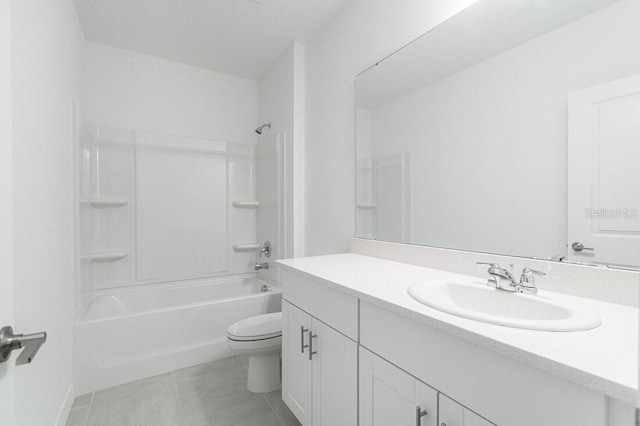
172, 371, 183, 407
171, 371, 184, 426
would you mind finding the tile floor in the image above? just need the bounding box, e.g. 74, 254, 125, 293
65, 355, 300, 426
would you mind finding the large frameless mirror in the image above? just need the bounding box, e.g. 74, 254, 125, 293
355, 0, 640, 270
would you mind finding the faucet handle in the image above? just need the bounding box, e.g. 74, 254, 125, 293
260, 241, 272, 258
519, 268, 547, 287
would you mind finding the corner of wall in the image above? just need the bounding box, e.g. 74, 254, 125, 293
54, 385, 75, 426
292, 42, 306, 258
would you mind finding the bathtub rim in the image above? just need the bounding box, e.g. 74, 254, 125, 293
77, 272, 281, 324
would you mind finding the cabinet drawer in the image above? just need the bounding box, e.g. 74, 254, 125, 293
282, 270, 358, 340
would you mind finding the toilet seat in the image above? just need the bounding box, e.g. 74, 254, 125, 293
227, 332, 281, 342
227, 312, 282, 342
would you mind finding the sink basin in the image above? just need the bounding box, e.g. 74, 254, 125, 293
407, 280, 601, 331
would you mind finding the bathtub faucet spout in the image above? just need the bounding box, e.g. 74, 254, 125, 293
254, 262, 269, 271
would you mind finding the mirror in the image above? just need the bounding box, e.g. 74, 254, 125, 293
355, 0, 640, 269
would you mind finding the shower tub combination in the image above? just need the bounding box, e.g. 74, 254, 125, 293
73, 274, 281, 395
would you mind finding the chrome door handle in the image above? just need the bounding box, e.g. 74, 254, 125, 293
571, 242, 594, 252
415, 406, 427, 425
308, 331, 317, 361
0, 326, 47, 365
300, 326, 309, 353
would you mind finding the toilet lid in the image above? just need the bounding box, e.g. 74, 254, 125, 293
227, 312, 282, 340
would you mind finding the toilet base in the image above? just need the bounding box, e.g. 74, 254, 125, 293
247, 353, 280, 393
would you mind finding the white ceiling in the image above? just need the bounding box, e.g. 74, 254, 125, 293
74, 0, 348, 80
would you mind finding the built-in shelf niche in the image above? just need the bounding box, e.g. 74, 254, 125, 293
232, 243, 260, 252
81, 250, 130, 263
81, 198, 129, 208
232, 201, 260, 208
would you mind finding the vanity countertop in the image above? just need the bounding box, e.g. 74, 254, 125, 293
277, 253, 639, 405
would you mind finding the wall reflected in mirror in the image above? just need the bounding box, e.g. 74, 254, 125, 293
355, 0, 640, 269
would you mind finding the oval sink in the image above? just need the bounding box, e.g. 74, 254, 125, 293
407, 280, 601, 331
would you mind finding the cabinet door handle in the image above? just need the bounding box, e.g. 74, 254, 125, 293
300, 326, 309, 353
308, 331, 317, 360
415, 406, 427, 425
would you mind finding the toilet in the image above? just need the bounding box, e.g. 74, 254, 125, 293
226, 312, 282, 393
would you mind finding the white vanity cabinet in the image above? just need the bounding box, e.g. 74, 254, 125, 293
281, 271, 359, 426
280, 262, 636, 426
360, 347, 438, 426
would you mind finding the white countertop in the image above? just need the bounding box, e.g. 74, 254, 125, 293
277, 253, 639, 405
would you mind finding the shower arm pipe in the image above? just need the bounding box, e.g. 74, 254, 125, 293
255, 123, 271, 135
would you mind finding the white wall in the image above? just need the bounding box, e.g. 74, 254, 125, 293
366, 0, 640, 259
11, 0, 85, 424
85, 42, 258, 143
0, 0, 15, 424
304, 0, 479, 255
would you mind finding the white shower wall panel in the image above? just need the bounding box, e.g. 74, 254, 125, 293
256, 134, 284, 283
79, 125, 259, 295
228, 142, 262, 274
90, 137, 135, 291
135, 146, 227, 281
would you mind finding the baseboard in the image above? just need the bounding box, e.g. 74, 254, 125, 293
54, 384, 74, 426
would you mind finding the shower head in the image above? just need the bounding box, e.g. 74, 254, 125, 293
255, 123, 271, 135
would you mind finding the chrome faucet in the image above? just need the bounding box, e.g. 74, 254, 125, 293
477, 262, 547, 295
260, 241, 271, 258
254, 262, 269, 271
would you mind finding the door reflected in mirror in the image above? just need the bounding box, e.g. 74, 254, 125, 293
355, 0, 640, 269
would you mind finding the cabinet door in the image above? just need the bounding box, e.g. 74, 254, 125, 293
439, 394, 493, 426
282, 301, 313, 425
439, 394, 464, 426
311, 318, 358, 426
360, 347, 438, 426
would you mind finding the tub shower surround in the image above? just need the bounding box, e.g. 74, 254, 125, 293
74, 122, 280, 393
76, 123, 261, 300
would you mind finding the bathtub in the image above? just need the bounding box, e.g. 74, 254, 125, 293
73, 274, 281, 394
